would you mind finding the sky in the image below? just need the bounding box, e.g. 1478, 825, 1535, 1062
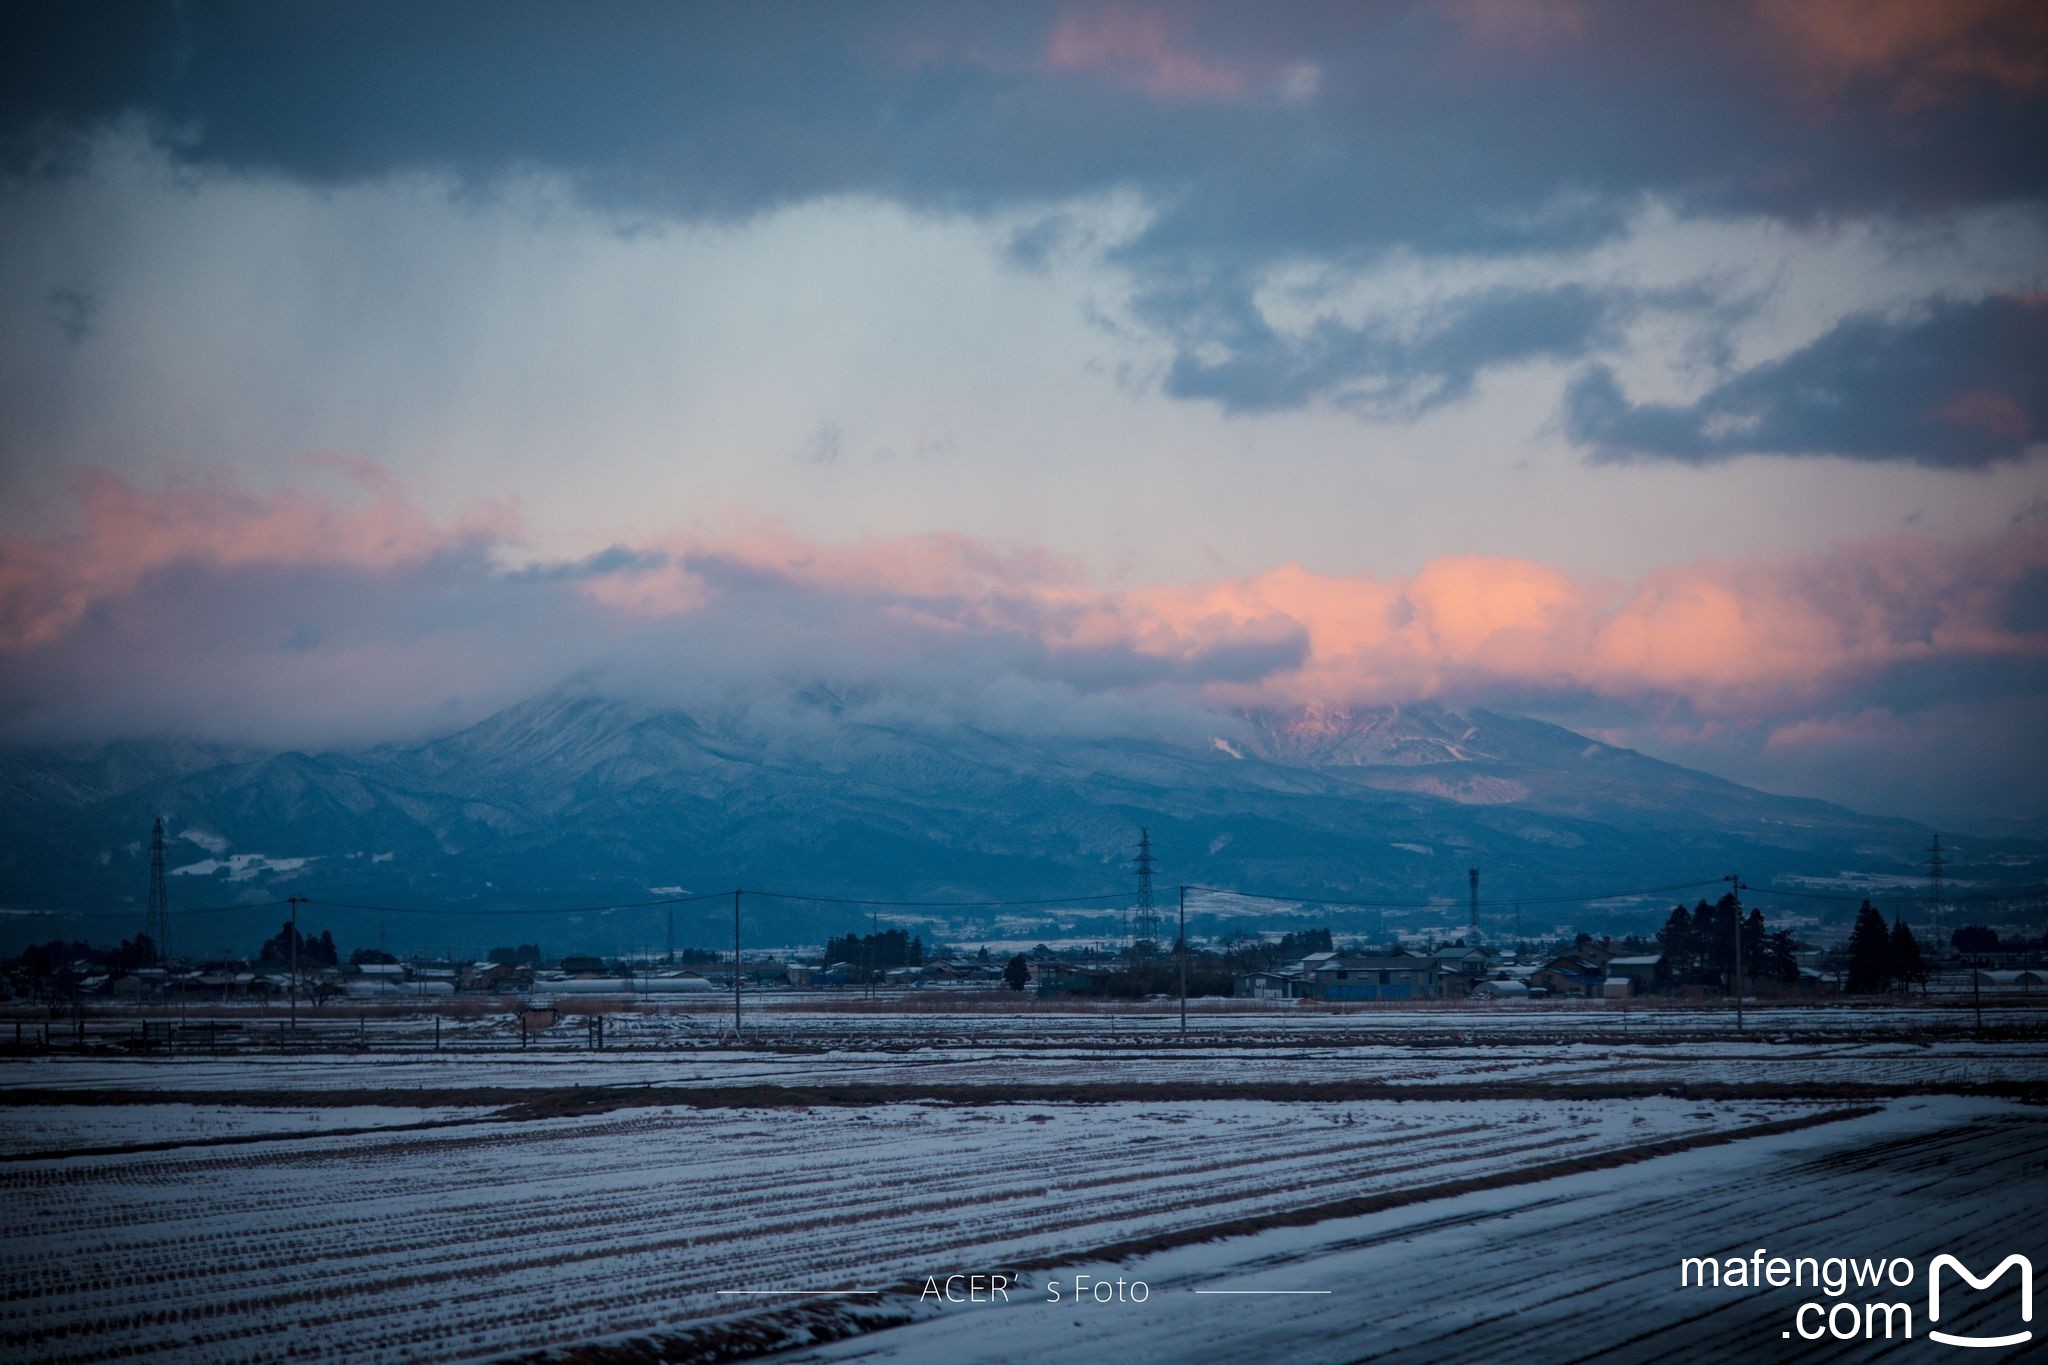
0, 1, 2044, 826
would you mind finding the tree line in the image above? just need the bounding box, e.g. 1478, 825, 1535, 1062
1656, 894, 1799, 989
824, 927, 926, 982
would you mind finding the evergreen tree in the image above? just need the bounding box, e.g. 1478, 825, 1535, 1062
1951, 925, 1999, 954
1690, 895, 1740, 991
1687, 900, 1721, 984
1889, 917, 1927, 995
1003, 953, 1031, 991
1657, 906, 1695, 974
1765, 929, 1799, 983
1844, 901, 1892, 994
1740, 907, 1768, 983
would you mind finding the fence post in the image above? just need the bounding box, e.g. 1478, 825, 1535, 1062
435, 1016, 441, 1051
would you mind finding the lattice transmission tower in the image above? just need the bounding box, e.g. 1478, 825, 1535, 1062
1925, 833, 1946, 948
1133, 828, 1160, 943
146, 817, 170, 963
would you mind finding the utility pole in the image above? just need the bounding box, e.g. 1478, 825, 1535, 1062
1177, 885, 1188, 1036
1468, 867, 1479, 934
1724, 874, 1746, 1033
287, 894, 305, 1028
732, 888, 742, 1037
666, 906, 675, 966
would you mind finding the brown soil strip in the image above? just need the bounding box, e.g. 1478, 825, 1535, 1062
0, 1077, 2040, 1121
0, 1112, 507, 1162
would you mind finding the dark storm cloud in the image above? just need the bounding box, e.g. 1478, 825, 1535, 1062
9, 4, 2042, 245
1159, 282, 1628, 415
1564, 295, 2048, 467
5, 1, 2043, 450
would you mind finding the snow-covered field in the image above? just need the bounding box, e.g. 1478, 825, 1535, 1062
0, 1103, 490, 1157
2, 1010, 2042, 1362
788, 1098, 2046, 1365
2, 1095, 1841, 1361
6, 1033, 2043, 1098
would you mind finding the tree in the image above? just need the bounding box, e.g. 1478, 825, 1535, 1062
258, 922, 298, 965
1889, 917, 1927, 995
1003, 953, 1031, 992
109, 933, 158, 970
1951, 925, 2000, 955
1741, 907, 1768, 983
1845, 901, 1892, 994
1765, 929, 1800, 983
1686, 896, 1739, 991
1657, 905, 1695, 975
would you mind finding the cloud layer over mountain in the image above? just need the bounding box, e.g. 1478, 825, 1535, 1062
2, 462, 2042, 824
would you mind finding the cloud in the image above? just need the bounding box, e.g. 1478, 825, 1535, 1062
1157, 282, 1630, 415
8, 5, 2041, 268
0, 459, 510, 649
1763, 0, 2048, 110
1044, 6, 1247, 102
3, 465, 2044, 822
1564, 293, 2048, 466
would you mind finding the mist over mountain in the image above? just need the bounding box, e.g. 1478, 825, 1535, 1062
2, 688, 2034, 956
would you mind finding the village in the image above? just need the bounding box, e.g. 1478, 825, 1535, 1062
12, 916, 2047, 1017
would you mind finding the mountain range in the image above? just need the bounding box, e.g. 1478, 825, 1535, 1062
2, 690, 2034, 955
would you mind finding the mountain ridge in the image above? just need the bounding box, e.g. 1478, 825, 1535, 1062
0, 689, 2030, 950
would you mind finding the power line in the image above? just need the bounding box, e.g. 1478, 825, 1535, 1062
1742, 883, 2048, 906
1, 898, 291, 920
742, 889, 1130, 909
1183, 878, 1728, 910
10, 876, 2043, 923
305, 891, 734, 917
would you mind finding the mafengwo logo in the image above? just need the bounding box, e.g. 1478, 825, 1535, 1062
1679, 1250, 2034, 1345
1928, 1254, 2033, 1349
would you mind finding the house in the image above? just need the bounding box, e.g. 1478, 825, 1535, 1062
1032, 962, 1122, 995
1235, 968, 1301, 1000
1298, 953, 1439, 1002
1530, 954, 1608, 998
1431, 944, 1498, 997
1604, 954, 1666, 996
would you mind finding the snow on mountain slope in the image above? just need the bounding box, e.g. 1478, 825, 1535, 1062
0, 688, 2028, 941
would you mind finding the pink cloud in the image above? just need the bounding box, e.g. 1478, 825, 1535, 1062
1760, 0, 2048, 110
4, 463, 2044, 740
0, 461, 513, 650
1044, 6, 1248, 102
